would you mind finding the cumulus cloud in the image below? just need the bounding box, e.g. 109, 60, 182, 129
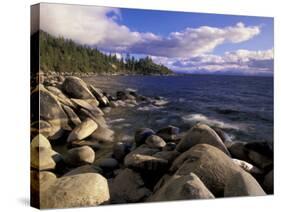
129, 22, 260, 58
151, 49, 274, 75
40, 4, 260, 58
40, 3, 142, 51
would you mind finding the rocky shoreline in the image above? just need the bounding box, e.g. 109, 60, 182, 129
31, 71, 273, 209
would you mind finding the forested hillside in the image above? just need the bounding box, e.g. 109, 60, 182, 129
39, 31, 173, 75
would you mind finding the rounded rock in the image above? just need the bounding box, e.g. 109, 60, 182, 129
145, 135, 166, 148
67, 118, 98, 142
176, 123, 230, 156
40, 173, 110, 208
64, 146, 95, 167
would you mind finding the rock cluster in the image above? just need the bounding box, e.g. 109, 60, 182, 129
31, 72, 273, 209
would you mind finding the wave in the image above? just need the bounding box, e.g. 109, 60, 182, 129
137, 104, 165, 111
108, 118, 126, 124
182, 113, 245, 131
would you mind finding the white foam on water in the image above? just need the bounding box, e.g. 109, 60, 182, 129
182, 113, 244, 131
137, 104, 165, 111
152, 99, 169, 106
108, 118, 126, 124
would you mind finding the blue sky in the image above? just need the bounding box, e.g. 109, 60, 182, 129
119, 8, 273, 54
40, 3, 274, 76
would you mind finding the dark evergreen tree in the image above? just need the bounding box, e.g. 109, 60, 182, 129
39, 30, 173, 75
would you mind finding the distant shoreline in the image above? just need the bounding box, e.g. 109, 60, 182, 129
41, 70, 273, 78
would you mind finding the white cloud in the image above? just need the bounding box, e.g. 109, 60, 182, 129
151, 49, 274, 75
40, 3, 142, 50
130, 22, 260, 58
40, 4, 261, 59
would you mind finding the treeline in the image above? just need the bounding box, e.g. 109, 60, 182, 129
39, 31, 173, 75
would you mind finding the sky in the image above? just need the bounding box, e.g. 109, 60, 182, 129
40, 3, 274, 76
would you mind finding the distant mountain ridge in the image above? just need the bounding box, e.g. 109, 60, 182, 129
39, 30, 173, 75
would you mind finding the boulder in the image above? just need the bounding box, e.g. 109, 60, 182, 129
109, 168, 152, 203
88, 85, 109, 107
36, 85, 70, 139
135, 128, 155, 147
89, 126, 114, 143
171, 144, 243, 197
224, 171, 266, 197
61, 76, 96, 100
263, 170, 273, 194
147, 173, 214, 202
40, 173, 110, 208
67, 118, 98, 142
156, 125, 180, 142
62, 105, 81, 126
176, 124, 230, 156
71, 98, 103, 116
64, 146, 95, 167
145, 135, 166, 149
31, 146, 62, 171
46, 86, 76, 108
31, 134, 51, 149
31, 171, 57, 194
63, 165, 102, 177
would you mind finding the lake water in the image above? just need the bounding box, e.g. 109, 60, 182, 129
84, 75, 273, 145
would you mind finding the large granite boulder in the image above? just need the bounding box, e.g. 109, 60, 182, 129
31, 146, 62, 171
171, 144, 244, 197
224, 171, 266, 197
147, 173, 214, 202
176, 124, 230, 156
67, 118, 98, 142
40, 173, 110, 208
36, 85, 70, 139
61, 76, 96, 100
109, 168, 152, 203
